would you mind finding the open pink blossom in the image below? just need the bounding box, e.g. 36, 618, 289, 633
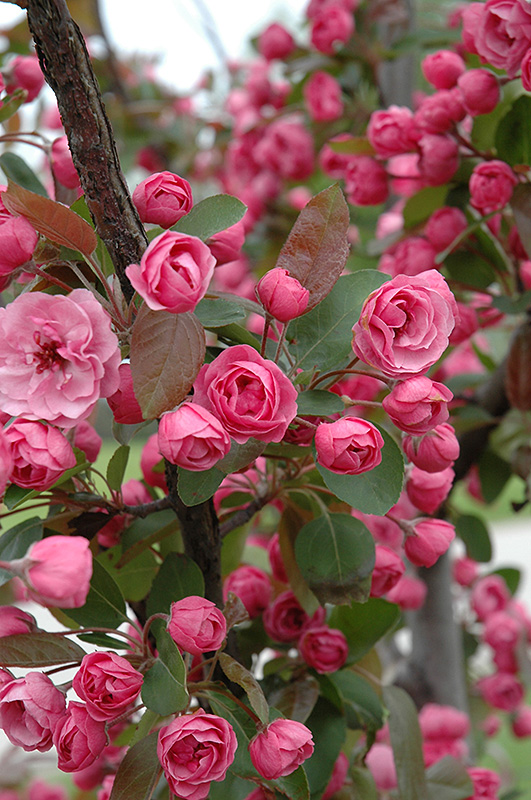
0, 290, 120, 429
0, 672, 66, 752
249, 719, 314, 779
158, 402, 231, 471
315, 417, 383, 475
383, 376, 452, 435
53, 701, 107, 772
6, 420, 76, 490
263, 590, 325, 643
21, 535, 93, 608
73, 652, 143, 721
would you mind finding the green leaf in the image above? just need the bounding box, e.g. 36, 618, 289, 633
383, 685, 428, 800
2, 484, 36, 510
455, 515, 492, 563
0, 152, 47, 196
121, 509, 178, 553
67, 558, 128, 628
218, 438, 266, 474
304, 697, 346, 800
0, 90, 28, 125
106, 548, 158, 603
174, 194, 247, 240
77, 632, 129, 650
178, 466, 224, 506
269, 675, 320, 724
327, 671, 384, 731
495, 95, 531, 166
146, 552, 205, 616
0, 517, 43, 587
426, 756, 474, 800
443, 249, 496, 290
276, 765, 310, 800
491, 567, 521, 595
0, 632, 85, 667
403, 186, 449, 229
315, 426, 404, 516
328, 598, 400, 664
106, 445, 130, 492
351, 767, 378, 800
491, 290, 531, 315
288, 271, 388, 373
109, 731, 161, 800
130, 306, 206, 419
275, 184, 349, 311
141, 627, 189, 716
214, 322, 260, 350
297, 390, 344, 417
295, 513, 375, 605
195, 297, 247, 327
219, 653, 269, 725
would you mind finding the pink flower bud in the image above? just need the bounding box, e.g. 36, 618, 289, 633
267, 532, 289, 583
403, 423, 460, 473
483, 610, 522, 653
322, 752, 349, 800
457, 68, 500, 116
383, 377, 452, 435
140, 433, 167, 491
379, 236, 437, 279
158, 402, 231, 472
471, 575, 510, 621
469, 160, 518, 214
522, 49, 531, 92
264, 590, 325, 643
406, 466, 454, 514
6, 420, 76, 491
0, 672, 66, 752
310, 4, 354, 54
256, 267, 309, 322
5, 55, 44, 102
370, 545, 405, 598
73, 419, 102, 464
345, 156, 389, 206
298, 625, 348, 673
258, 23, 295, 60
478, 672, 524, 712
386, 575, 427, 610
452, 555, 479, 587
0, 606, 37, 637
132, 171, 193, 228
206, 221, 245, 266
223, 565, 272, 619
466, 767, 501, 799
167, 596, 227, 655
22, 535, 92, 608
365, 743, 397, 791
414, 89, 465, 134
422, 50, 466, 89
0, 216, 38, 277
51, 136, 80, 190
367, 106, 417, 158
315, 417, 384, 475
107, 361, 144, 425
249, 719, 314, 779
303, 71, 343, 121
403, 518, 455, 568
73, 652, 143, 721
425, 206, 467, 252
254, 119, 314, 181
418, 703, 470, 740
28, 779, 67, 800
418, 134, 459, 186
512, 706, 531, 738
449, 302, 479, 346
53, 701, 107, 772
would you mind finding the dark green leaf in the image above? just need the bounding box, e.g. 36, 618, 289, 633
495, 95, 531, 166
146, 552, 204, 616
178, 466, 224, 506
478, 450, 512, 503
109, 731, 162, 800
0, 152, 47, 196
295, 513, 375, 605
327, 671, 384, 731
426, 756, 474, 800
67, 558, 128, 628
296, 390, 344, 417
106, 445, 130, 492
276, 765, 310, 800
218, 438, 266, 474
384, 685, 428, 800
0, 517, 43, 587
214, 322, 260, 350
455, 515, 492, 563
77, 632, 129, 649
491, 567, 521, 595
106, 548, 158, 602
315, 426, 404, 516
403, 186, 449, 229
328, 598, 400, 663
304, 697, 346, 800
174, 194, 247, 240
491, 291, 531, 315
2, 484, 36, 510
288, 271, 388, 373
219, 653, 269, 725
0, 632, 85, 667
269, 675, 320, 724
121, 509, 178, 553
351, 767, 378, 800
141, 627, 189, 715
444, 249, 496, 290
0, 90, 28, 125
195, 297, 247, 327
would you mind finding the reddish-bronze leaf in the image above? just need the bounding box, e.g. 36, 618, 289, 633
511, 183, 531, 259
506, 319, 531, 410
0, 632, 85, 667
130, 306, 206, 419
3, 181, 97, 256
275, 183, 349, 311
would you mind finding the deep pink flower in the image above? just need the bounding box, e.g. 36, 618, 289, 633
167, 596, 227, 655
386, 575, 427, 610
345, 156, 389, 206
315, 417, 383, 475
27, 779, 68, 800
5, 55, 44, 102
193, 344, 298, 444
51, 136, 79, 190
310, 4, 354, 54
418, 133, 459, 186
158, 402, 231, 471
73, 420, 102, 463
365, 743, 397, 791
258, 23, 295, 60
322, 752, 349, 800
298, 625, 348, 673
264, 590, 325, 643
0, 290, 120, 429
422, 50, 466, 89
257, 268, 309, 322
6, 420, 76, 490
425, 206, 468, 253
53, 701, 107, 772
458, 69, 500, 116
383, 377, 452, 435
0, 215, 38, 277
478, 672, 524, 712
367, 106, 417, 158
379, 237, 437, 278
370, 546, 405, 597
249, 719, 314, 779
406, 466, 455, 514
402, 423, 460, 473
469, 160, 518, 213
471, 575, 510, 621
22, 535, 92, 608
107, 362, 144, 425
419, 703, 470, 741
465, 766, 501, 799
132, 171, 193, 228
126, 230, 215, 313
73, 652, 143, 721
404, 518, 455, 568
303, 71, 343, 121
223, 565, 272, 619
483, 611, 522, 653
140, 433, 167, 491
0, 427, 13, 498
0, 606, 37, 637
158, 711, 237, 800
0, 672, 66, 752
254, 118, 314, 181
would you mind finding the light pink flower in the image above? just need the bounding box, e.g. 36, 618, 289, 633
0, 672, 66, 752
158, 710, 237, 800
473, 0, 531, 77
158, 402, 231, 471
298, 625, 348, 673
53, 701, 107, 772
249, 719, 314, 779
167, 596, 227, 655
0, 290, 120, 429
22, 535, 92, 608
126, 230, 215, 314
315, 417, 383, 475
383, 377, 452, 435
386, 575, 427, 610
0, 427, 13, 498
365, 743, 397, 791
193, 344, 298, 444
132, 171, 193, 228
73, 652, 143, 721
6, 419, 76, 490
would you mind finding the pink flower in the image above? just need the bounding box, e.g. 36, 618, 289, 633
249, 719, 314, 779
383, 377, 452, 435
193, 344, 298, 444
457, 69, 500, 116
406, 466, 455, 514
311, 4, 354, 54
223, 565, 272, 619
254, 119, 314, 181
418, 133, 459, 186
473, 0, 531, 77
158, 710, 237, 800
28, 779, 67, 800
140, 433, 167, 491
386, 575, 427, 610
107, 362, 144, 425
315, 417, 383, 475
0, 290, 120, 429
0, 215, 38, 277
483, 611, 522, 652
469, 160, 518, 213
0, 672, 66, 752
512, 706, 531, 738
53, 701, 107, 772
256, 267, 309, 322
522, 48, 531, 91
422, 50, 466, 89
414, 89, 465, 134
6, 420, 76, 490
206, 221, 245, 266
453, 556, 479, 587
258, 23, 295, 60
5, 55, 45, 102
0, 606, 37, 637
167, 596, 227, 655
267, 532, 289, 583
158, 402, 231, 471
402, 423, 460, 473
73, 419, 102, 464
352, 270, 457, 379
0, 427, 13, 498
478, 672, 524, 712
367, 106, 417, 158
51, 136, 80, 190
365, 743, 397, 791
345, 156, 389, 206
73, 652, 143, 721
132, 171, 193, 228
126, 230, 215, 314
471, 575, 510, 621
403, 518, 455, 568
419, 703, 470, 740
264, 590, 325, 643
465, 767, 501, 799
425, 206, 468, 252
370, 545, 405, 597
22, 535, 92, 608
304, 71, 344, 121
322, 752, 349, 800
298, 625, 348, 673
379, 237, 437, 278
